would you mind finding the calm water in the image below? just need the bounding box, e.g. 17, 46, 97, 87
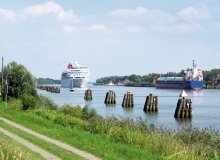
38, 85, 220, 130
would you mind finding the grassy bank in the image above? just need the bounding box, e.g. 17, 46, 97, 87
1, 99, 220, 160
0, 103, 161, 160
0, 121, 85, 160
0, 132, 44, 160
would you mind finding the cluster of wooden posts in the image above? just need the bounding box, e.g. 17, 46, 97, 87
84, 89, 192, 119
37, 85, 60, 93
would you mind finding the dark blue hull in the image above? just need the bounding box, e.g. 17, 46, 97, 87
155, 80, 204, 89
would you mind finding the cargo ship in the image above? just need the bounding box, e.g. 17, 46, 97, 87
61, 62, 90, 89
155, 61, 204, 89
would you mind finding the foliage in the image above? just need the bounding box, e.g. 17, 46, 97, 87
29, 104, 219, 159
36, 95, 58, 110
203, 69, 220, 86
96, 68, 220, 87
95, 73, 180, 87
54, 114, 88, 128
82, 106, 98, 120
21, 94, 37, 110
1, 61, 37, 99
58, 104, 82, 118
9, 98, 23, 110
0, 105, 161, 160
37, 78, 60, 85
2, 103, 220, 159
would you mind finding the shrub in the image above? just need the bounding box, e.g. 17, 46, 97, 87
9, 98, 23, 110
21, 94, 37, 110
82, 106, 98, 120
54, 114, 88, 128
34, 109, 57, 121
54, 115, 70, 127
37, 95, 58, 110
59, 105, 82, 118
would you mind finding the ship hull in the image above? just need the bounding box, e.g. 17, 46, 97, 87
61, 78, 88, 88
155, 80, 204, 89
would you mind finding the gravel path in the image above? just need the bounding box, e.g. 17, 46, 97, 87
0, 117, 101, 160
0, 126, 61, 160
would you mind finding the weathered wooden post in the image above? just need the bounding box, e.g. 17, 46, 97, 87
84, 89, 92, 101
122, 91, 134, 107
143, 93, 158, 112
104, 90, 116, 104
174, 90, 192, 118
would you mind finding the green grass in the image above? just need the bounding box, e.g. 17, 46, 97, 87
0, 132, 45, 160
0, 103, 161, 160
3, 100, 219, 160
0, 121, 85, 160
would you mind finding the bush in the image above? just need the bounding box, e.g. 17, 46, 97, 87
35, 109, 57, 121
37, 95, 58, 110
54, 114, 88, 128
21, 94, 37, 110
59, 105, 82, 118
9, 98, 23, 110
82, 106, 98, 120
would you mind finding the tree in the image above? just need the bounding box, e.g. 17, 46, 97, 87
2, 61, 37, 99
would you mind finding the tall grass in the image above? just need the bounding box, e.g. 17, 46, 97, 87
0, 103, 161, 160
3, 95, 220, 160
0, 133, 44, 160
27, 104, 220, 159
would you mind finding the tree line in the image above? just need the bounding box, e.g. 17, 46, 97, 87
96, 69, 220, 87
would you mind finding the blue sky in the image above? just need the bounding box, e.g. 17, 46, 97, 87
0, 0, 220, 81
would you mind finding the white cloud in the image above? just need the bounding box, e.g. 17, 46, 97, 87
107, 7, 147, 17
88, 24, 107, 32
126, 25, 143, 32
107, 7, 175, 24
62, 25, 79, 33
0, 8, 16, 21
0, 1, 77, 22
178, 6, 211, 21
22, 1, 61, 18
170, 23, 203, 33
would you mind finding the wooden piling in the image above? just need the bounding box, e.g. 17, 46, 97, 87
104, 90, 116, 104
84, 89, 92, 101
174, 97, 192, 118
122, 91, 134, 107
143, 93, 158, 112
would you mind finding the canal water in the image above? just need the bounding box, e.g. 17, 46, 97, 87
38, 85, 220, 130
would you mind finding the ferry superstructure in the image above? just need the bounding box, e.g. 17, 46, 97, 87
61, 62, 90, 88
155, 60, 204, 89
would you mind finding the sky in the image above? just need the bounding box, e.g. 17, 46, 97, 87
0, 0, 220, 81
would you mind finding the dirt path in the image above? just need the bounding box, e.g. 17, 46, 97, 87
0, 117, 102, 160
0, 126, 61, 160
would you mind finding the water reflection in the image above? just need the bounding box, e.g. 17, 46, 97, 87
105, 104, 116, 107
175, 118, 192, 130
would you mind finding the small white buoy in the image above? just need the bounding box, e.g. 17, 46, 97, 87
179, 90, 188, 97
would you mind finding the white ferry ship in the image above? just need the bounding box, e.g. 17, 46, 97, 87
61, 62, 90, 89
